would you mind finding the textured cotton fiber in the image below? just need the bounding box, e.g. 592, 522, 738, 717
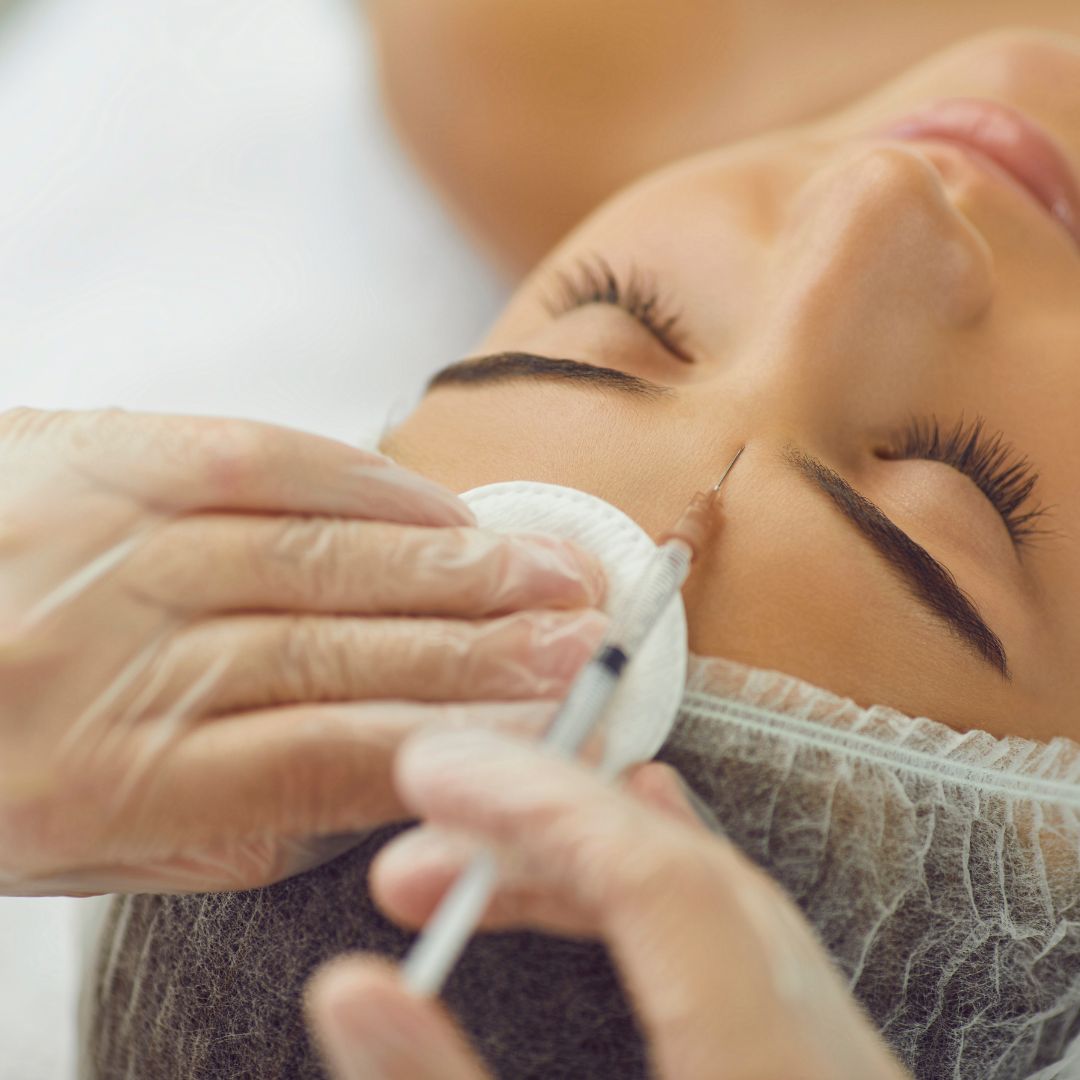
462, 481, 688, 773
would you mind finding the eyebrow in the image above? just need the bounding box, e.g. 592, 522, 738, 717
421, 360, 1009, 676
427, 352, 670, 399
785, 447, 1010, 679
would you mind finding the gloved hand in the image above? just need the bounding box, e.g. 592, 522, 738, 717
0, 409, 605, 896
305, 729, 913, 1080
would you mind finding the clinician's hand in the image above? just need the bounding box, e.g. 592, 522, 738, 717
306, 730, 912, 1080
0, 409, 604, 896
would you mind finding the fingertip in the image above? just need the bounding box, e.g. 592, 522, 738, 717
306, 955, 395, 1024
626, 763, 725, 837
625, 761, 682, 793
306, 954, 491, 1079
344, 459, 478, 527
305, 954, 415, 1047
371, 825, 474, 928
304, 955, 396, 1072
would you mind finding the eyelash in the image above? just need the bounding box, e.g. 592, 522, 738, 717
883, 415, 1048, 545
544, 255, 693, 362
548, 262, 1044, 544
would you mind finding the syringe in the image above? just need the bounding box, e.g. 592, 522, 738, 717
400, 447, 745, 997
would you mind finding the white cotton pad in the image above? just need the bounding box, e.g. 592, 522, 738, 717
462, 481, 688, 774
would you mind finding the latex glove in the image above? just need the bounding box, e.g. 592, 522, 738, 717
0, 409, 605, 896
305, 729, 913, 1080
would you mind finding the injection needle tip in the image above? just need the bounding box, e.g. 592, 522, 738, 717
712, 445, 746, 493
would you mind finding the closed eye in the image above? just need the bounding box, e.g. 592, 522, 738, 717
543, 254, 695, 364
878, 415, 1049, 549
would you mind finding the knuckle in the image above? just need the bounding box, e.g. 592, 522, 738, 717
395, 522, 469, 570
456, 610, 590, 698
280, 617, 325, 698
426, 525, 498, 575
64, 407, 128, 453
0, 407, 81, 455
280, 617, 351, 701
455, 612, 521, 672
124, 519, 203, 609
480, 607, 537, 646
254, 517, 313, 601
367, 617, 449, 688
378, 524, 472, 609
262, 516, 350, 607
388, 527, 561, 617
194, 420, 275, 499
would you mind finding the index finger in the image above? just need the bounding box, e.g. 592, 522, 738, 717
39, 409, 475, 525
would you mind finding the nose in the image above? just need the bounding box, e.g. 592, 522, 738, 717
736, 144, 996, 442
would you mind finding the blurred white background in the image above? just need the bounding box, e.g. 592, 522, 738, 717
0, 0, 506, 1075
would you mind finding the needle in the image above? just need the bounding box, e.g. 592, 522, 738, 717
713, 445, 745, 493
662, 445, 745, 557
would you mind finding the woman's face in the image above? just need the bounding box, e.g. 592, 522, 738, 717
385, 28, 1080, 740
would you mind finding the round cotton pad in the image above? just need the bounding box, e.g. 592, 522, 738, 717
462, 481, 688, 774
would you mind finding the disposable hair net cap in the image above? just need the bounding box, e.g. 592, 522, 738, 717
462, 481, 687, 773
84, 650, 1080, 1079
670, 654, 1080, 1080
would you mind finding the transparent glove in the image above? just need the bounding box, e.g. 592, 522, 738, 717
306, 729, 912, 1080
0, 409, 605, 896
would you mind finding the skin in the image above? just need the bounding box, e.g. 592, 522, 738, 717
368, 2, 1080, 271
381, 27, 1080, 741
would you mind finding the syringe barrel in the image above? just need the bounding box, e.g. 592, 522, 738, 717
542, 657, 621, 757
399, 540, 691, 1001
401, 850, 499, 997
613, 541, 691, 655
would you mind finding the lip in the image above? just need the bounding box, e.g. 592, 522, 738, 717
872, 98, 1080, 247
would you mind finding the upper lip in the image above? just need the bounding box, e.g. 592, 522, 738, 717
871, 97, 1080, 247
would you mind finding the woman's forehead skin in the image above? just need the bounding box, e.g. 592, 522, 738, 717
387, 30, 1080, 740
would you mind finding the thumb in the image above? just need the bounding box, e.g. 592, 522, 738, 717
305, 956, 494, 1080
621, 762, 725, 836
